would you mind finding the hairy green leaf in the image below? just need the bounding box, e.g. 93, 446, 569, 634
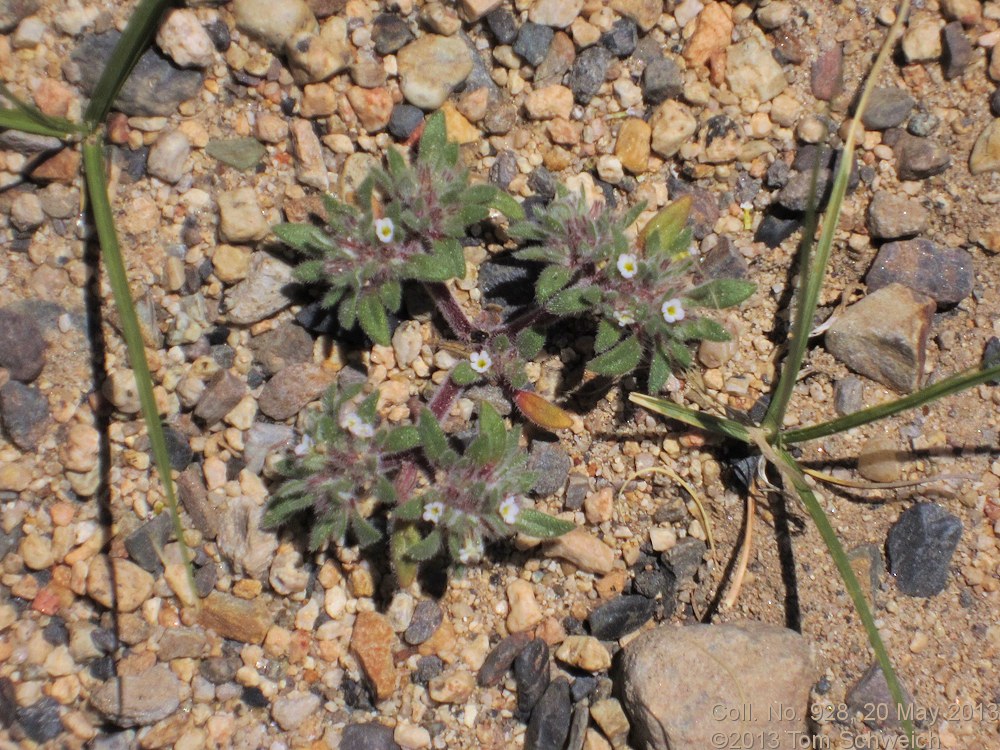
418, 111, 446, 163
515, 509, 575, 538
489, 190, 525, 221
434, 238, 466, 279
594, 318, 621, 354
648, 348, 671, 394
685, 279, 756, 309
475, 402, 506, 465
394, 497, 425, 522
546, 286, 594, 316
357, 293, 390, 345
536, 265, 573, 301
405, 529, 442, 561
587, 335, 642, 377
351, 511, 383, 548
451, 361, 479, 386
275, 223, 335, 254
382, 425, 420, 453
418, 408, 448, 462
262, 493, 314, 528
676, 317, 730, 342
516, 328, 545, 360
378, 279, 402, 312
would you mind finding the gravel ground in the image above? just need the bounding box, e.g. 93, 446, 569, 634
2, 0, 1000, 748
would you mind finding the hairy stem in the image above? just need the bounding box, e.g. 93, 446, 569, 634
423, 282, 476, 341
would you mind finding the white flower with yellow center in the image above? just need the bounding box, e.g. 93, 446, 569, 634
458, 536, 483, 564
499, 495, 520, 525
616, 253, 638, 279
469, 350, 493, 374
661, 298, 685, 324
374, 217, 395, 244
422, 501, 445, 524
613, 309, 636, 327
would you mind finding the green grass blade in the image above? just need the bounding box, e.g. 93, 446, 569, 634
769, 446, 915, 743
760, 1, 911, 436
82, 140, 196, 598
83, 0, 174, 126
0, 82, 83, 138
629, 392, 751, 443
782, 363, 1000, 444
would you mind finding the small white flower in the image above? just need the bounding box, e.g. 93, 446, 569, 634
341, 411, 375, 439
739, 201, 753, 211
499, 495, 521, 525
422, 501, 445, 524
469, 350, 493, 374
688, 243, 699, 257
293, 434, 315, 456
458, 536, 483, 564
613, 309, 636, 327
374, 217, 395, 244
661, 297, 685, 324
616, 253, 638, 279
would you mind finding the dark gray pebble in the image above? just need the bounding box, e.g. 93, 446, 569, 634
862, 87, 915, 130
601, 18, 637, 58
569, 46, 611, 104
529, 442, 571, 496
0, 381, 50, 451
941, 22, 971, 80
865, 238, 973, 308
412, 655, 444, 685
42, 617, 69, 646
833, 377, 865, 416
513, 22, 554, 67
632, 568, 676, 602
201, 655, 240, 685
249, 322, 314, 376
564, 475, 589, 511
388, 104, 423, 140
565, 701, 589, 750
162, 424, 194, 471
514, 639, 550, 721
887, 503, 962, 597
124, 512, 174, 573
846, 662, 916, 731
17, 697, 63, 743
524, 678, 571, 750
983, 337, 1000, 384
528, 166, 557, 200
661, 537, 707, 582
991, 89, 1000, 117
570, 675, 598, 703
483, 97, 518, 135
478, 632, 531, 687
893, 133, 951, 180
489, 149, 518, 190
587, 595, 655, 640
372, 14, 412, 56
193, 370, 247, 426
71, 32, 203, 117
642, 56, 682, 105
486, 8, 518, 45
404, 600, 443, 645
906, 113, 940, 138
341, 722, 401, 750
0, 308, 45, 382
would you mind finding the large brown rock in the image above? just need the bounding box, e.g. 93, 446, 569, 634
825, 283, 935, 393
620, 623, 816, 750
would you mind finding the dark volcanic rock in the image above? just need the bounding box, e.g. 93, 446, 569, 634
887, 503, 962, 597
71, 32, 203, 116
524, 678, 571, 750
0, 307, 45, 382
514, 639, 550, 721
587, 595, 655, 640
865, 238, 973, 308
0, 381, 50, 450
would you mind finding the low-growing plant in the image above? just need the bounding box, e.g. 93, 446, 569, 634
266, 111, 754, 582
